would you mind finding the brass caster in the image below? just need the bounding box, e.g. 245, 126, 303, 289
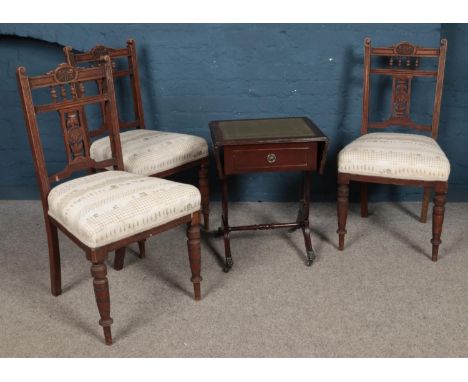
223, 257, 233, 273
306, 249, 316, 266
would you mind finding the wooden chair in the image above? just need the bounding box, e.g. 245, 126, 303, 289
337, 38, 450, 261
16, 57, 202, 345
63, 39, 210, 270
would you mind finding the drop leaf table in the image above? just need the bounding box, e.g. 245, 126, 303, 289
209, 117, 329, 272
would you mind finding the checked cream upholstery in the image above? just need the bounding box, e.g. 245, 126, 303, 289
48, 171, 201, 248
90, 129, 209, 176
338, 133, 450, 181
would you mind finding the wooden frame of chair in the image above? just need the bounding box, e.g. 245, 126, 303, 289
16, 57, 202, 345
337, 38, 448, 261
63, 39, 210, 270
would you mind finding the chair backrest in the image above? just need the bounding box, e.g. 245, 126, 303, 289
63, 39, 145, 138
361, 38, 447, 139
16, 56, 124, 208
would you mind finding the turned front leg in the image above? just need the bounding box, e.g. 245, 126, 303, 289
431, 186, 447, 262
91, 261, 113, 345
187, 211, 202, 300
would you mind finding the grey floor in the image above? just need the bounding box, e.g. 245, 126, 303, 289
0, 200, 467, 357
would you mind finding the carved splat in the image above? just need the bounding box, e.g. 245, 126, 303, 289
392, 77, 412, 118
67, 112, 85, 159
59, 109, 89, 163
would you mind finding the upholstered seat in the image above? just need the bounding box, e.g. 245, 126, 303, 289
90, 129, 209, 176
48, 171, 201, 248
338, 133, 450, 181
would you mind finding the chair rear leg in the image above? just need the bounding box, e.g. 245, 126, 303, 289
337, 176, 350, 251
46, 218, 61, 296
91, 261, 113, 345
198, 161, 210, 231
113, 248, 125, 271
360, 182, 369, 218
431, 185, 447, 262
187, 211, 202, 300
137, 240, 146, 258
420, 187, 431, 223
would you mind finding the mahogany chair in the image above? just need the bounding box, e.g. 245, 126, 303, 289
63, 39, 210, 270
17, 57, 202, 345
337, 38, 450, 261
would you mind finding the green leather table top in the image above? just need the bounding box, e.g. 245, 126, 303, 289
210, 117, 327, 145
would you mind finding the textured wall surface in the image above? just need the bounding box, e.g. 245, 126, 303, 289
1, 23, 465, 201
439, 24, 468, 200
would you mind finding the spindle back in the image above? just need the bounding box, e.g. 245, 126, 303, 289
16, 56, 124, 205
63, 39, 145, 138
361, 38, 447, 139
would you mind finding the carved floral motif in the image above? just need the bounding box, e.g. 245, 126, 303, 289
53, 64, 78, 83
88, 45, 116, 69
395, 42, 416, 56
392, 78, 411, 118
65, 112, 85, 159
91, 45, 111, 60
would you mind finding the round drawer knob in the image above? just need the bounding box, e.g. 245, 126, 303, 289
266, 153, 277, 163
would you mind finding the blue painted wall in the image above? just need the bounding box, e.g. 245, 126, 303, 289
0, 24, 466, 201
439, 24, 468, 200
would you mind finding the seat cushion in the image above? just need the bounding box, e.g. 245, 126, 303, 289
90, 129, 208, 176
338, 133, 450, 181
48, 171, 200, 248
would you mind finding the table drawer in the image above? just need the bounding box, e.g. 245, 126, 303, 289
224, 143, 317, 174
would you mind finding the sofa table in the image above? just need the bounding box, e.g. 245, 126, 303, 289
209, 117, 329, 272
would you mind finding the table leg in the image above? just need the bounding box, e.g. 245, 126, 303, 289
221, 177, 233, 272
289, 173, 306, 233
300, 171, 315, 266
